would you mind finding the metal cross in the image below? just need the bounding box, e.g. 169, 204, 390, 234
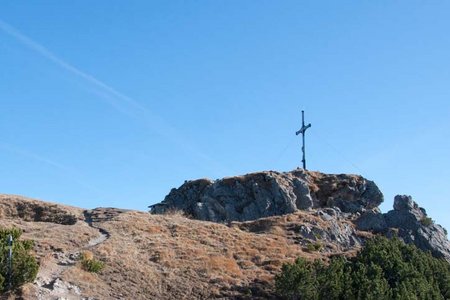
295, 110, 311, 170
8, 234, 12, 290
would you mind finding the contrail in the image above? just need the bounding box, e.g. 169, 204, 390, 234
0, 19, 146, 113
0, 19, 232, 176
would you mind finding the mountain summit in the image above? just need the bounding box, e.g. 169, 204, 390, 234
151, 170, 450, 261
0, 170, 449, 299
150, 169, 383, 221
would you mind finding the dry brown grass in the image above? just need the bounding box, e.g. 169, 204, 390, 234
0, 194, 366, 299
161, 207, 189, 218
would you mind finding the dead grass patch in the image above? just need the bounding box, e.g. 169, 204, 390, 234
208, 256, 242, 276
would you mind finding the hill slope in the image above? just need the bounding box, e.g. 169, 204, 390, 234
0, 194, 366, 299
0, 170, 449, 299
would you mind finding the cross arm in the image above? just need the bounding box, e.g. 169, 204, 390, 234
295, 123, 311, 135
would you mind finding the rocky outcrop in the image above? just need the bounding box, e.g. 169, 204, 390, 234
0, 194, 81, 225
356, 195, 450, 261
150, 170, 450, 262
150, 170, 383, 222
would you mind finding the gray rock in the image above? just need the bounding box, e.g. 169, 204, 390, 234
356, 194, 450, 262
356, 209, 387, 232
329, 198, 362, 213
385, 196, 450, 261
279, 210, 364, 252
385, 195, 427, 230
393, 195, 415, 211
150, 170, 383, 222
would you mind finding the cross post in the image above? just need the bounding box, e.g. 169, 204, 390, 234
8, 234, 12, 290
295, 110, 311, 169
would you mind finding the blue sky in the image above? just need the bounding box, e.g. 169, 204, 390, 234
1, 1, 449, 231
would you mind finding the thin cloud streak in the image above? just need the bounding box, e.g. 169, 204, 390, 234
0, 19, 232, 176
0, 20, 146, 113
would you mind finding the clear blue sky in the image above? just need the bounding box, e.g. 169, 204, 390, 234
1, 1, 449, 231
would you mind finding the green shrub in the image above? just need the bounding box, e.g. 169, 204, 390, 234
0, 227, 39, 293
420, 217, 433, 226
276, 237, 450, 299
80, 253, 104, 273
305, 242, 322, 252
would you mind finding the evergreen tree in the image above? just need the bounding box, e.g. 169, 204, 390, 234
275, 237, 450, 300
0, 227, 39, 292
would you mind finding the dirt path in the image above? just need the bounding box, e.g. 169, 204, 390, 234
33, 210, 111, 300
84, 210, 111, 247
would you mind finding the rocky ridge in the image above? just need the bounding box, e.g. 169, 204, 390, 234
150, 170, 383, 222
151, 170, 450, 261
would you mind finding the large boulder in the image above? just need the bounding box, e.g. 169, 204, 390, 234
385, 195, 450, 261
150, 170, 383, 222
356, 195, 450, 261
355, 209, 387, 233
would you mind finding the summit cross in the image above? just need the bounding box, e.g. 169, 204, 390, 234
295, 110, 312, 170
